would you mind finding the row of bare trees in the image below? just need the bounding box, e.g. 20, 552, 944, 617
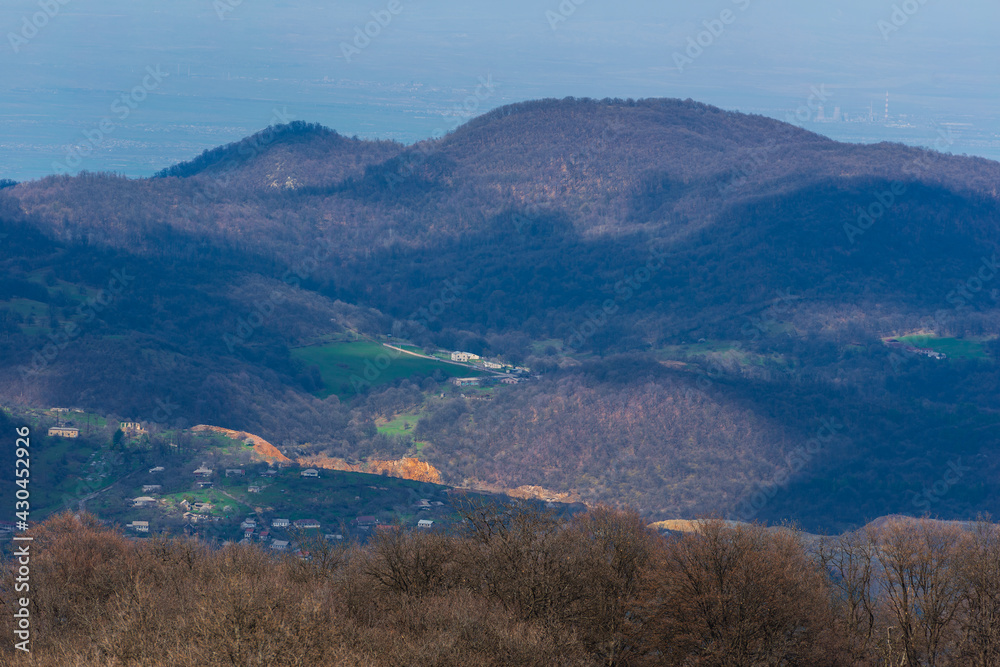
1, 510, 999, 666
817, 518, 1000, 666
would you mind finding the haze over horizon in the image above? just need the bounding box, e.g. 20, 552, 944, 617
2, 0, 999, 181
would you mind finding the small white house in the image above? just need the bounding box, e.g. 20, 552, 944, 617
193, 464, 213, 478
271, 540, 289, 551
417, 519, 434, 529
148, 466, 165, 473
127, 521, 149, 532
272, 518, 290, 528
248, 485, 262, 493
483, 361, 503, 369
451, 351, 480, 362
300, 469, 319, 478
132, 496, 157, 508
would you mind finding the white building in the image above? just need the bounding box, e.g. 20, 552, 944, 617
300, 469, 319, 478
127, 521, 149, 532
272, 518, 290, 528
417, 519, 434, 529
451, 351, 480, 362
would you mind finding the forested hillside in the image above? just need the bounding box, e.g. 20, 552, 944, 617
2, 97, 999, 530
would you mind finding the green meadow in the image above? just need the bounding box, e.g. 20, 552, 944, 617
896, 335, 991, 360
291, 340, 484, 397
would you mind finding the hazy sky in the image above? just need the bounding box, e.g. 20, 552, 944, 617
1, 0, 998, 180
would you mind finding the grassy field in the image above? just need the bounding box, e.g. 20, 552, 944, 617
377, 412, 424, 436
292, 341, 484, 397
896, 335, 991, 360
377, 411, 433, 455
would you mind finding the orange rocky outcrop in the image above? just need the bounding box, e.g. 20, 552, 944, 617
190, 425, 293, 463
297, 455, 443, 484
191, 425, 442, 483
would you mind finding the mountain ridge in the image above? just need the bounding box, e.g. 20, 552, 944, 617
2, 96, 999, 531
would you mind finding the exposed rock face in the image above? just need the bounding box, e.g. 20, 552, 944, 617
191, 425, 293, 463
297, 454, 443, 484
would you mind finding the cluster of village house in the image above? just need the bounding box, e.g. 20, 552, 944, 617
448, 351, 530, 388
884, 339, 947, 360
47, 418, 147, 439
125, 462, 439, 550
43, 392, 465, 545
